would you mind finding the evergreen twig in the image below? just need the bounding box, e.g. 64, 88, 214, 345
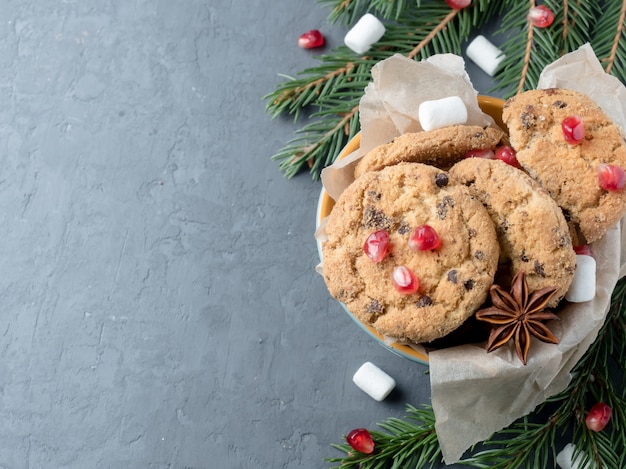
326, 277, 626, 468
265, 0, 626, 179
264, 0, 501, 179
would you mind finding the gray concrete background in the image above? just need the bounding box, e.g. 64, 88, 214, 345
0, 1, 513, 468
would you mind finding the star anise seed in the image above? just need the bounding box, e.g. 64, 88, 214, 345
475, 271, 560, 365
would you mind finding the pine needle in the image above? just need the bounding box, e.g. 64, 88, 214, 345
326, 276, 626, 468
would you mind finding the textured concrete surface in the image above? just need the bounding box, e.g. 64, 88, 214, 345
0, 1, 513, 468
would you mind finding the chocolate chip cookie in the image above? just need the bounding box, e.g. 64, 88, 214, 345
502, 88, 626, 243
353, 125, 506, 179
450, 158, 576, 306
321, 162, 499, 344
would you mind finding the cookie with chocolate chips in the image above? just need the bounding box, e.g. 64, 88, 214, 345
353, 125, 506, 178
321, 162, 499, 344
502, 88, 626, 243
449, 158, 576, 307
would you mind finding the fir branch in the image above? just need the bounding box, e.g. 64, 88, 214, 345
326, 277, 626, 468
326, 404, 441, 469
318, 0, 420, 24
517, 0, 536, 95
604, 0, 626, 76
265, 0, 502, 179
266, 0, 626, 179
591, 0, 626, 78
494, 0, 602, 96
408, 8, 459, 59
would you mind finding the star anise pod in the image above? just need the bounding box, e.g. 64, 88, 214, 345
475, 271, 560, 365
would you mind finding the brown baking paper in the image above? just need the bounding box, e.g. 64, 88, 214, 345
320, 53, 497, 201
316, 45, 626, 464
433, 43, 626, 464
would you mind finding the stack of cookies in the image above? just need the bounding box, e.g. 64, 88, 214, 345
321, 88, 626, 347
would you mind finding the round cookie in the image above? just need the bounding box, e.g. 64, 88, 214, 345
449, 158, 576, 306
502, 88, 626, 243
321, 162, 499, 344
354, 125, 506, 178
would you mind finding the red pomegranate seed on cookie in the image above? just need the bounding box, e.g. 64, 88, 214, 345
409, 225, 441, 251
393, 266, 419, 294
364, 230, 390, 263
346, 428, 375, 454
445, 0, 471, 9
494, 145, 520, 168
528, 6, 555, 28
465, 148, 495, 159
562, 115, 585, 144
586, 402, 612, 432
297, 29, 325, 49
598, 163, 626, 191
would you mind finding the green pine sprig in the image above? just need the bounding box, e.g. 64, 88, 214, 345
264, 0, 626, 180
493, 0, 602, 96
326, 404, 442, 469
264, 0, 503, 179
326, 276, 626, 468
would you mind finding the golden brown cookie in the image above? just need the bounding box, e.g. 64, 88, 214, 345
321, 162, 499, 344
449, 158, 576, 306
353, 125, 506, 178
502, 88, 626, 243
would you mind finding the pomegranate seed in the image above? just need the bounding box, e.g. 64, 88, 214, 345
409, 225, 441, 251
574, 245, 593, 256
494, 145, 521, 168
393, 266, 419, 294
445, 0, 471, 8
586, 402, 612, 432
528, 5, 555, 28
364, 230, 390, 263
562, 115, 585, 144
297, 29, 325, 49
465, 148, 495, 159
598, 163, 626, 191
346, 428, 375, 454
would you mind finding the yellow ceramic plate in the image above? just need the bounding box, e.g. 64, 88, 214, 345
316, 96, 506, 365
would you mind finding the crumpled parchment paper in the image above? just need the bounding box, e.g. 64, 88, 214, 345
317, 44, 626, 464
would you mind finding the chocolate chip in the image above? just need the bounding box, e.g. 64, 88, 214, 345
363, 206, 389, 229
366, 299, 383, 314
366, 190, 382, 201
474, 251, 485, 260
337, 289, 355, 301
500, 219, 509, 232
464, 279, 475, 291
558, 234, 571, 248
521, 112, 535, 130
435, 173, 449, 187
544, 88, 558, 96
447, 270, 458, 284
468, 228, 477, 238
534, 260, 546, 277
416, 296, 433, 308
397, 221, 410, 235
520, 250, 530, 262
437, 196, 455, 220
552, 100, 567, 109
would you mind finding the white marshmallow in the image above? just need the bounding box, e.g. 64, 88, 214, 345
556, 443, 593, 469
418, 96, 468, 131
565, 255, 596, 303
344, 14, 386, 55
466, 35, 505, 76
352, 361, 396, 401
